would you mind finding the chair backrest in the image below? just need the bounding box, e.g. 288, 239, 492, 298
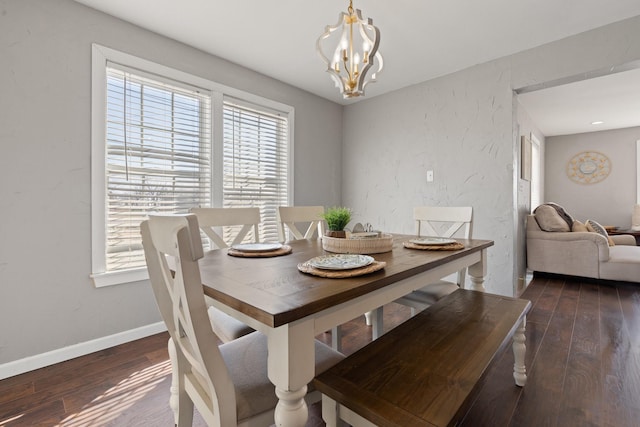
414, 206, 473, 286
414, 206, 473, 239
277, 205, 325, 242
141, 214, 238, 426
190, 207, 260, 249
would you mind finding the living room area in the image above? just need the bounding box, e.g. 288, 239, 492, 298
517, 66, 640, 284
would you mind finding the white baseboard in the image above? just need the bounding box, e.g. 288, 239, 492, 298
0, 322, 167, 380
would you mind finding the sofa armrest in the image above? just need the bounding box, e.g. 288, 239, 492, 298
611, 234, 637, 246
526, 230, 610, 278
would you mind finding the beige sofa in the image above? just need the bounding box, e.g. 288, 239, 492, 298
526, 215, 640, 282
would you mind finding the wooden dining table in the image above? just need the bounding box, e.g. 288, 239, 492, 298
197, 234, 493, 427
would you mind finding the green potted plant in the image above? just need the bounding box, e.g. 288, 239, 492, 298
321, 206, 352, 238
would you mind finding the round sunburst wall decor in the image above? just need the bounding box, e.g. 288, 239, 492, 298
566, 151, 611, 184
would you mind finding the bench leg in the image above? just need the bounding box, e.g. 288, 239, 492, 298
512, 316, 527, 387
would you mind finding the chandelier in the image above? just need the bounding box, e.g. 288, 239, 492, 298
316, 0, 383, 99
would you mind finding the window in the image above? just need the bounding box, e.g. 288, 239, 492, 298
91, 45, 292, 287
104, 66, 212, 273
222, 99, 289, 243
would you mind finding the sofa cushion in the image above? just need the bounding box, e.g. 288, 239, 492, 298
534, 204, 572, 232
586, 219, 615, 246
572, 220, 588, 232
599, 245, 640, 282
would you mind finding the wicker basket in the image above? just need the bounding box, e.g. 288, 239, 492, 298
322, 233, 394, 254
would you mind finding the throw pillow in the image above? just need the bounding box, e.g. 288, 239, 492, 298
586, 219, 615, 246
533, 204, 571, 232
571, 220, 588, 232
545, 202, 574, 228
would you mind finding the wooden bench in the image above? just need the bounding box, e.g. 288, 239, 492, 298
313, 289, 531, 427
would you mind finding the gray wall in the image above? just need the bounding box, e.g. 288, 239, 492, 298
0, 0, 342, 366
342, 14, 640, 297
342, 59, 516, 296
545, 127, 640, 227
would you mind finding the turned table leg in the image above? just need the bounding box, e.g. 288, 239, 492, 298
467, 248, 487, 292
269, 321, 316, 427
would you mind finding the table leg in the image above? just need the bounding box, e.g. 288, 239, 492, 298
512, 316, 527, 386
269, 321, 316, 427
467, 248, 487, 292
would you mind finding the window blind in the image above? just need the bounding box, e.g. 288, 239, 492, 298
105, 65, 212, 271
222, 99, 289, 243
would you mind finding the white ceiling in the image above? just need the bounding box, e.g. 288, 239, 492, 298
518, 67, 640, 136
73, 0, 640, 136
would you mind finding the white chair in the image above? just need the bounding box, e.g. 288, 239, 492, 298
276, 205, 349, 351
141, 214, 344, 426
373, 206, 473, 338
190, 207, 261, 343
276, 205, 325, 243
190, 207, 260, 249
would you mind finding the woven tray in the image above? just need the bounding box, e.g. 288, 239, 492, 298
322, 234, 393, 254
227, 245, 292, 258
297, 260, 386, 278
403, 241, 464, 251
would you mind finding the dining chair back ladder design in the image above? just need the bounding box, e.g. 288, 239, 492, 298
141, 214, 344, 426
189, 207, 261, 343
190, 207, 260, 249
276, 205, 325, 243
372, 206, 474, 339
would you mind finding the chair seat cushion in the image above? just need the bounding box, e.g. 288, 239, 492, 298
207, 306, 254, 343
220, 332, 344, 422
401, 280, 460, 307
599, 245, 640, 282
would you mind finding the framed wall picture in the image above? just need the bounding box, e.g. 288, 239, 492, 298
566, 150, 611, 184
521, 135, 532, 181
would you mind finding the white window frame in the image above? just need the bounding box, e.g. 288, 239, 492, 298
91, 44, 293, 287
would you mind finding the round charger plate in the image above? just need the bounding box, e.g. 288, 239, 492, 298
308, 254, 374, 270
298, 260, 386, 278
230, 242, 283, 253
409, 237, 456, 246
228, 245, 292, 258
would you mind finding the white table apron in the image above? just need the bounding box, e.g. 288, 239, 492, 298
201, 247, 488, 427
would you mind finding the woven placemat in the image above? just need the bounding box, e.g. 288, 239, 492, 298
403, 241, 464, 251
227, 245, 292, 258
297, 260, 386, 278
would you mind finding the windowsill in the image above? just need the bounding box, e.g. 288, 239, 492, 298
91, 268, 149, 288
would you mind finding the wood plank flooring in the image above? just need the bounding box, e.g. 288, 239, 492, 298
1, 274, 640, 426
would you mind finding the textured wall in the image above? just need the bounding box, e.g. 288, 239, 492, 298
344, 14, 640, 297
545, 127, 640, 227
0, 0, 342, 366
342, 60, 516, 296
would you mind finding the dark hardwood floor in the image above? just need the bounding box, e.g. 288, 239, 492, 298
1, 275, 640, 426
